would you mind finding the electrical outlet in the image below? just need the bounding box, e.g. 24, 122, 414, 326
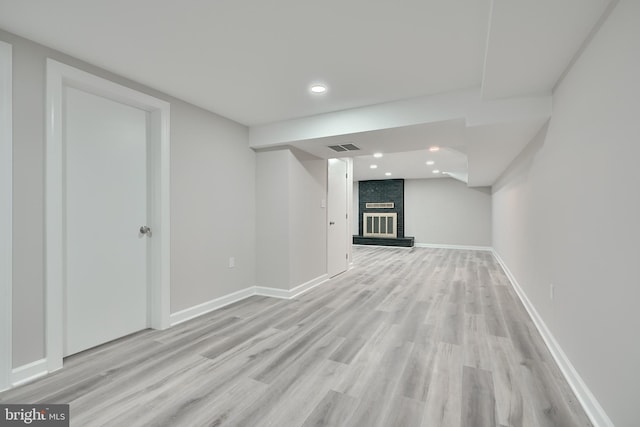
550, 283, 555, 300
229, 257, 235, 268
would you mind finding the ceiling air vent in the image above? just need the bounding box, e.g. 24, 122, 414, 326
328, 145, 347, 152
328, 143, 361, 152
341, 143, 360, 151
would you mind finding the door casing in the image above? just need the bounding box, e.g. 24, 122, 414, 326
327, 158, 349, 277
45, 60, 171, 373
0, 40, 12, 392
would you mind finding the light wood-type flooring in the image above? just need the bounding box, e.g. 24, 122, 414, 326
1, 246, 592, 426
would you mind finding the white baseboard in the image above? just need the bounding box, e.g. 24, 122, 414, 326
255, 274, 329, 300
170, 287, 255, 326
491, 249, 613, 427
287, 274, 329, 299
414, 243, 492, 251
253, 286, 290, 299
170, 274, 330, 326
11, 358, 48, 387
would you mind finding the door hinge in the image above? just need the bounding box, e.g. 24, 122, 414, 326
346, 253, 348, 259
345, 173, 348, 179
346, 213, 348, 219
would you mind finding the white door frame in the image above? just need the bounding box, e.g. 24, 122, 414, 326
327, 158, 350, 277
0, 41, 13, 392
45, 59, 171, 373
345, 158, 353, 265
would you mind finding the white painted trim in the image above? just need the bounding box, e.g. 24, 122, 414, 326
288, 274, 330, 299
256, 274, 330, 300
253, 286, 291, 299
491, 249, 614, 427
414, 243, 492, 251
171, 274, 330, 325
0, 41, 12, 393
46, 59, 171, 374
345, 157, 353, 266
11, 359, 48, 388
170, 287, 255, 327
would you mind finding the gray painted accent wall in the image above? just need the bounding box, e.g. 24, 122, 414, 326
404, 178, 492, 246
1, 29, 256, 367
492, 1, 640, 425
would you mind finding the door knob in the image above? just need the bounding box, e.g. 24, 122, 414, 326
329, 221, 335, 225
139, 226, 152, 237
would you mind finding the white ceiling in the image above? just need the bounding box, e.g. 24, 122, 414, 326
353, 148, 469, 182
482, 0, 612, 99
0, 0, 615, 185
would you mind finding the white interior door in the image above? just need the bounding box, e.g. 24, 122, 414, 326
327, 158, 348, 278
64, 87, 148, 356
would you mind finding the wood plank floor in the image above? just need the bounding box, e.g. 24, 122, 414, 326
1, 246, 592, 427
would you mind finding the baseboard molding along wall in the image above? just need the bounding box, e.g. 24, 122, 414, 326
170, 274, 329, 327
258, 274, 329, 300
169, 286, 255, 326
414, 243, 492, 251
491, 249, 614, 427
11, 358, 48, 388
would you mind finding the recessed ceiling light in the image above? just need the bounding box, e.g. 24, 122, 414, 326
429, 146, 440, 152
310, 84, 327, 94
370, 164, 378, 169
373, 153, 383, 158
432, 169, 440, 174
426, 160, 435, 165
385, 172, 392, 176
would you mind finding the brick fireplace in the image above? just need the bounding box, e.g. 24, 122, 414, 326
354, 179, 414, 247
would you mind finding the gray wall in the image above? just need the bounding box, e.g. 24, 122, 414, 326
1, 29, 256, 367
288, 149, 327, 287
255, 149, 290, 289
170, 104, 255, 313
404, 178, 492, 246
492, 1, 640, 425
256, 148, 327, 290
